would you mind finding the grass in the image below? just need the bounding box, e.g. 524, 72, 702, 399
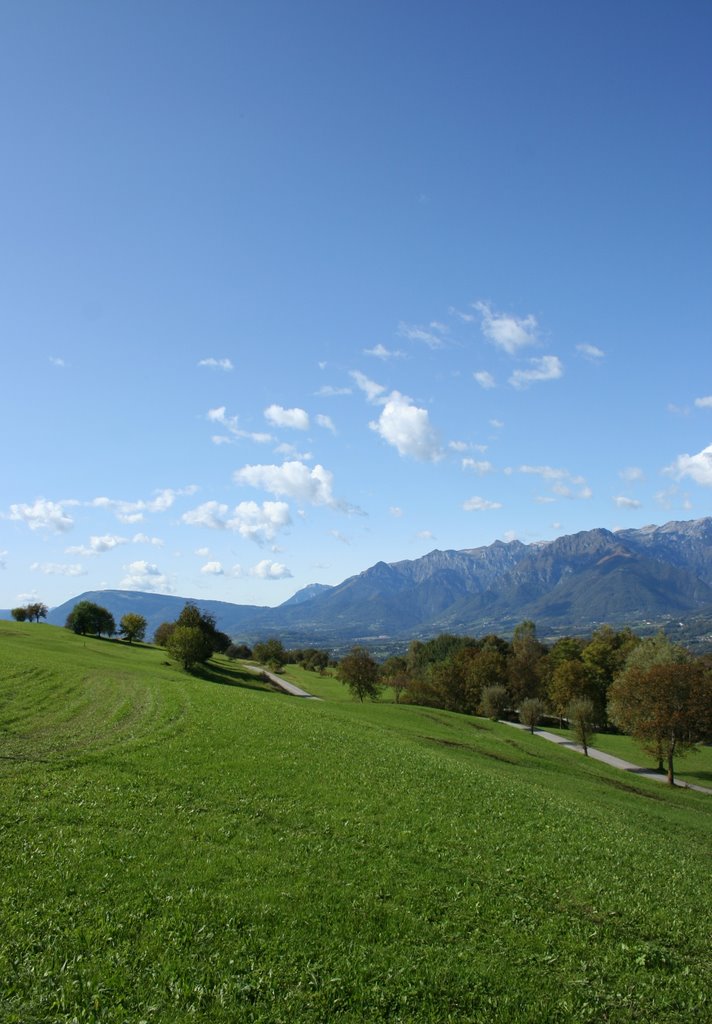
1, 621, 710, 1023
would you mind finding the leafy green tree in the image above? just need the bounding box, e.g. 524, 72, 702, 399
480, 684, 509, 721
253, 638, 288, 671
519, 697, 547, 733
11, 602, 48, 623
548, 659, 595, 727
608, 661, 712, 785
226, 643, 253, 660
119, 612, 147, 644
380, 654, 409, 703
167, 625, 214, 671
26, 602, 48, 622
508, 620, 545, 705
153, 621, 176, 647
337, 646, 381, 702
567, 697, 597, 756
65, 600, 115, 637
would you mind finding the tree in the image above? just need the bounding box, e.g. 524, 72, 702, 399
519, 697, 547, 733
226, 643, 253, 660
567, 697, 597, 756
337, 646, 381, 702
253, 638, 288, 671
119, 612, 147, 644
613, 633, 691, 769
167, 625, 214, 671
480, 684, 509, 721
548, 659, 595, 727
508, 620, 545, 705
608, 661, 712, 785
380, 654, 409, 703
11, 602, 48, 623
26, 602, 48, 622
65, 600, 115, 637
154, 621, 176, 647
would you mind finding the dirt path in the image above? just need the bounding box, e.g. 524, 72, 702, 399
502, 720, 712, 794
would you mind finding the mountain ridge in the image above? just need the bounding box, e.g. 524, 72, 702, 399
5, 517, 712, 650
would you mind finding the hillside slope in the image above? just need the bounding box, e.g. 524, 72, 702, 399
1, 621, 710, 1023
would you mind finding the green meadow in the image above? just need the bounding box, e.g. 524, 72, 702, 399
1, 622, 710, 1023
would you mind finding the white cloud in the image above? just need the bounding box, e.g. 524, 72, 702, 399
330, 529, 350, 544
397, 321, 445, 349
473, 370, 496, 389
264, 404, 309, 430
182, 501, 229, 530
463, 496, 503, 511
350, 370, 386, 404
474, 301, 538, 354
389, 506, 404, 518
66, 534, 129, 556
619, 467, 644, 482
462, 458, 494, 474
490, 419, 504, 429
250, 559, 293, 580
208, 407, 273, 444
515, 465, 590, 500
694, 396, 712, 409
613, 496, 642, 509
182, 499, 292, 541
91, 486, 197, 523
8, 498, 75, 532
234, 461, 338, 507
30, 561, 86, 576
666, 443, 712, 486
369, 391, 442, 462
448, 441, 469, 452
194, 547, 210, 557
200, 561, 224, 575
509, 355, 563, 389
226, 501, 292, 541
577, 344, 605, 360
415, 529, 435, 540
316, 414, 336, 433
198, 357, 234, 371
315, 385, 352, 397
275, 443, 313, 461
132, 533, 164, 547
119, 560, 173, 592
49, 356, 66, 367
364, 344, 404, 359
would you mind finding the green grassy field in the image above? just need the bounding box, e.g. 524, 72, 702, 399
1, 622, 710, 1023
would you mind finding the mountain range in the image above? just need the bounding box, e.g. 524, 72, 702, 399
5, 517, 712, 652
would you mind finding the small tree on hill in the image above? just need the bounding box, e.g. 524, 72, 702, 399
567, 697, 597, 756
167, 624, 214, 671
119, 612, 147, 645
519, 697, 547, 733
154, 621, 176, 647
65, 600, 115, 638
226, 643, 253, 660
480, 684, 509, 721
11, 602, 48, 623
253, 638, 288, 671
337, 646, 381, 702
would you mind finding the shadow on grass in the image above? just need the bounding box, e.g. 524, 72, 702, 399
188, 662, 271, 693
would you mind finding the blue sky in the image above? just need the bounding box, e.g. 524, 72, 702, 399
1, 0, 711, 610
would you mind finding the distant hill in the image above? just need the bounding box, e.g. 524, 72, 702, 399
9, 517, 712, 650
